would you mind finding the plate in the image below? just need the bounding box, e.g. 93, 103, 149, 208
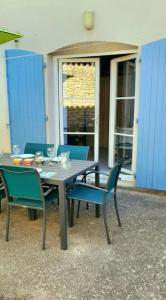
17, 154, 34, 159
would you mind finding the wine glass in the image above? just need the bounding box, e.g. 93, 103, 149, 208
47, 147, 54, 160
35, 151, 44, 159
12, 144, 20, 156
35, 151, 44, 166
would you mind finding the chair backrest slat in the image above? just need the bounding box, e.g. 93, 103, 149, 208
0, 165, 43, 202
24, 143, 54, 157
106, 158, 127, 192
57, 145, 89, 160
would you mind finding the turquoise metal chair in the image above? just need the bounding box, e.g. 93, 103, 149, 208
57, 145, 90, 211
25, 142, 55, 219
0, 180, 5, 213
24, 142, 54, 157
0, 165, 58, 250
67, 158, 126, 244
57, 145, 89, 160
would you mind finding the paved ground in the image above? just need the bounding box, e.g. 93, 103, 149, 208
0, 190, 166, 300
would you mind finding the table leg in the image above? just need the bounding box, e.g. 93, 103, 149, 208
59, 182, 67, 250
95, 165, 100, 218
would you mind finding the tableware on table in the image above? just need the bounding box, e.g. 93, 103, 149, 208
61, 160, 71, 169
52, 157, 62, 163
12, 158, 22, 165
16, 154, 34, 159
40, 171, 56, 178
47, 147, 55, 160
12, 144, 20, 156
47, 147, 55, 166
36, 168, 43, 173
59, 151, 70, 163
22, 158, 33, 165
35, 151, 45, 165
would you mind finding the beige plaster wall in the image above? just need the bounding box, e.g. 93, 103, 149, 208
0, 0, 165, 54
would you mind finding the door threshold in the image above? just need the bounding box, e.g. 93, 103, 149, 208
80, 173, 136, 188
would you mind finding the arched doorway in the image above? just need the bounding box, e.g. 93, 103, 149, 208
50, 41, 139, 182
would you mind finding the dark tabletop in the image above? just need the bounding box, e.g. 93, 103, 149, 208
0, 154, 98, 185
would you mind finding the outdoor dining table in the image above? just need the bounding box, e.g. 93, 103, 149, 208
0, 154, 99, 250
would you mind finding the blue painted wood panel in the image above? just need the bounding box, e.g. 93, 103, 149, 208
6, 49, 46, 153
136, 39, 166, 190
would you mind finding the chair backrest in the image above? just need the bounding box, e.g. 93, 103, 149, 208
57, 145, 89, 160
106, 158, 127, 192
24, 143, 54, 157
0, 165, 44, 204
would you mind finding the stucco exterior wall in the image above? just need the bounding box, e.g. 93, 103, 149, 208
0, 0, 166, 54
0, 0, 165, 154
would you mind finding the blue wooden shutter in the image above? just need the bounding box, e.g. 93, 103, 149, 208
136, 39, 166, 190
6, 49, 46, 153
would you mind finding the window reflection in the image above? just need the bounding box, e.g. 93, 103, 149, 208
117, 59, 135, 97
115, 99, 134, 135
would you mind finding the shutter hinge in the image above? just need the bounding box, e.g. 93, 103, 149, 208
45, 116, 48, 122
138, 57, 141, 64
136, 118, 139, 124
43, 62, 47, 68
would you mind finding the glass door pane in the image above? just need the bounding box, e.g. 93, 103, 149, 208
114, 59, 135, 171
115, 98, 134, 135
59, 59, 99, 160
109, 56, 136, 174
117, 60, 135, 97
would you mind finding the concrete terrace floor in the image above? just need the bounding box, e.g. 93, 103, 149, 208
0, 190, 166, 300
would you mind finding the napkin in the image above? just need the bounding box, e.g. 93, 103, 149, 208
40, 171, 56, 178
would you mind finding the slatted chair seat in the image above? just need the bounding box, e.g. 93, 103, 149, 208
67, 183, 112, 205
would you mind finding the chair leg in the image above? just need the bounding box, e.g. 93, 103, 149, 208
0, 200, 1, 213
113, 192, 122, 227
42, 209, 46, 250
102, 204, 111, 244
77, 200, 80, 218
28, 208, 37, 221
6, 204, 10, 242
86, 203, 89, 209
70, 199, 75, 227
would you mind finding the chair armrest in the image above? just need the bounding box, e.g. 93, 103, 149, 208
66, 182, 108, 193
82, 170, 109, 182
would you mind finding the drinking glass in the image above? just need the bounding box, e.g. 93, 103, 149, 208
35, 151, 44, 166
35, 151, 44, 160
60, 151, 70, 162
47, 147, 54, 160
12, 144, 20, 156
